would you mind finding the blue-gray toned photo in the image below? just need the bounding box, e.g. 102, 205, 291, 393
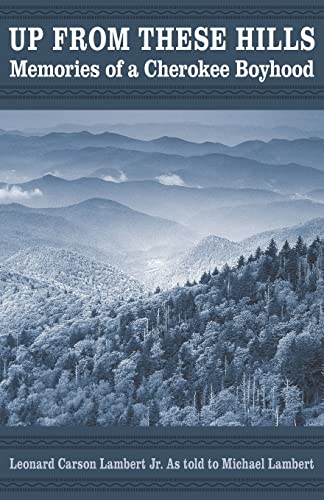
0, 110, 323, 426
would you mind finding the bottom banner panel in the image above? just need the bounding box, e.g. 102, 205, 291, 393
0, 428, 323, 499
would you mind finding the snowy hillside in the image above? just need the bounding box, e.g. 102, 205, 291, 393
0, 268, 90, 341
5, 247, 145, 302
153, 235, 241, 288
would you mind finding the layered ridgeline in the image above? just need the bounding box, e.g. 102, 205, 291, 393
3, 175, 285, 213
0, 237, 324, 426
3, 131, 324, 194
0, 200, 195, 265
3, 200, 324, 288
2, 151, 324, 193
6, 176, 324, 241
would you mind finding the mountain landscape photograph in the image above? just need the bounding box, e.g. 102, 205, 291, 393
0, 110, 324, 426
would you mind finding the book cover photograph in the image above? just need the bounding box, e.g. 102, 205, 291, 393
0, 1, 323, 499
0, 108, 323, 429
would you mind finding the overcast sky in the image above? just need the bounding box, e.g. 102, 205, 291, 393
0, 110, 324, 130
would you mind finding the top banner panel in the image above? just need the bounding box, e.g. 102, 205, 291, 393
0, 2, 324, 108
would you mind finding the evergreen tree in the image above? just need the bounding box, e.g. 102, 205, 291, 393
237, 255, 245, 269
265, 239, 278, 259
295, 236, 307, 256
254, 246, 262, 260
212, 267, 219, 276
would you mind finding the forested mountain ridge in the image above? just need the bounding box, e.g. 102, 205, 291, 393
0, 236, 324, 426
150, 218, 324, 288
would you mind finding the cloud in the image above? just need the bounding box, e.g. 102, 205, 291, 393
0, 185, 43, 202
157, 174, 186, 186
103, 172, 128, 183
43, 170, 61, 177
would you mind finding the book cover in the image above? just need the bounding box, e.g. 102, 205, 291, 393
0, 1, 323, 499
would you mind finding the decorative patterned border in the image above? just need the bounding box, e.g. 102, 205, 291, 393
0, 94, 322, 100
0, 5, 324, 15
0, 88, 324, 93
1, 435, 324, 448
0, 11, 324, 20
0, 478, 323, 492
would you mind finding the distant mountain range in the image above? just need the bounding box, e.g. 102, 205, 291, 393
0, 203, 85, 259
42, 198, 195, 252
8, 152, 324, 196
2, 191, 324, 288
226, 137, 324, 170
2, 175, 285, 222
1, 128, 324, 159
17, 122, 324, 144
34, 143, 324, 192
0, 130, 226, 159
189, 200, 324, 240
0, 200, 195, 278
170, 156, 324, 193
2, 131, 324, 191
0, 130, 324, 204
8, 175, 324, 242
1, 128, 324, 290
